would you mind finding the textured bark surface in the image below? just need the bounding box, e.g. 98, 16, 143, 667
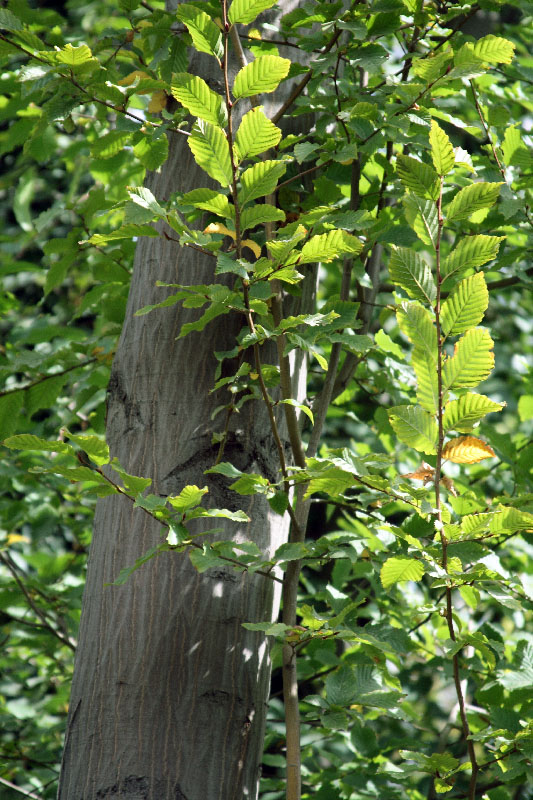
58, 11, 311, 799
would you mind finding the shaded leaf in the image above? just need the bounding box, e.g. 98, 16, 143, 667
396, 155, 439, 200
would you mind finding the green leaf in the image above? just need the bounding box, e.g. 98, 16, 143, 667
396, 155, 439, 200
188, 121, 233, 187
280, 398, 314, 424
3, 434, 74, 454
240, 204, 285, 232
85, 224, 159, 245
238, 160, 287, 206
389, 247, 436, 304
381, 557, 425, 588
411, 50, 452, 83
397, 301, 436, 351
233, 56, 291, 99
443, 393, 504, 433
171, 73, 224, 126
412, 348, 439, 413
128, 187, 167, 219
133, 135, 168, 170
229, 0, 279, 25
441, 272, 489, 338
26, 374, 68, 418
402, 194, 438, 248
91, 131, 131, 159
61, 432, 109, 466
473, 35, 515, 65
0, 8, 23, 30
325, 666, 358, 706
442, 235, 505, 279
176, 5, 223, 60
429, 120, 455, 176
110, 458, 152, 494
180, 188, 233, 218
168, 485, 208, 512
388, 405, 437, 454
443, 328, 494, 391
234, 106, 282, 162
55, 43, 94, 67
299, 230, 362, 264
107, 545, 163, 586
0, 392, 23, 439
445, 182, 502, 222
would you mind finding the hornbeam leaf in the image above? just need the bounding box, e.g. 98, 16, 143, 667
442, 436, 495, 464
3, 434, 74, 454
473, 35, 515, 65
489, 506, 533, 535
402, 194, 438, 248
176, 5, 223, 60
396, 155, 439, 200
229, 0, 279, 24
442, 235, 505, 279
240, 204, 285, 232
91, 131, 131, 159
234, 106, 282, 162
388, 405, 438, 454
188, 121, 233, 187
381, 557, 425, 588
396, 302, 436, 351
443, 328, 494, 391
233, 56, 291, 99
299, 230, 362, 264
443, 393, 504, 433
413, 347, 439, 413
389, 247, 436, 304
445, 182, 502, 222
441, 273, 489, 336
180, 189, 233, 219
171, 73, 225, 126
238, 160, 287, 205
429, 120, 455, 176
55, 43, 94, 67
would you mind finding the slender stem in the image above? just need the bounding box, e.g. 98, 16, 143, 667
434, 176, 479, 798
470, 80, 506, 180
0, 358, 98, 399
0, 552, 76, 651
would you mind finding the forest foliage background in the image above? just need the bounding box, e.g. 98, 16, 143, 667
1, 0, 533, 798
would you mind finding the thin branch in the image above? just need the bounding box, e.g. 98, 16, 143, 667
0, 776, 43, 800
469, 80, 506, 180
0, 552, 76, 651
0, 358, 98, 399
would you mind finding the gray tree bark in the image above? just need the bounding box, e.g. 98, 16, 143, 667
58, 6, 310, 798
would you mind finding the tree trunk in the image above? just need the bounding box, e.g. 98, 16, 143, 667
58, 9, 309, 799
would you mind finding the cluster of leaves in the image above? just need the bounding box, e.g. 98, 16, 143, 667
1, 0, 533, 798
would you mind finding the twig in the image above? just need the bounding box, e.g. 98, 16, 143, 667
0, 358, 98, 399
470, 80, 506, 180
0, 776, 43, 800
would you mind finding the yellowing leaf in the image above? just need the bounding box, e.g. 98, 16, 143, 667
442, 436, 495, 464
118, 70, 151, 87
6, 533, 30, 545
148, 91, 167, 113
242, 239, 261, 258
204, 222, 236, 238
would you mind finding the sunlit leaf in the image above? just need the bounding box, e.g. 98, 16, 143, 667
238, 160, 287, 205
443, 436, 495, 464
473, 35, 515, 65
445, 182, 502, 222
233, 56, 290, 99
234, 106, 282, 162
443, 328, 494, 390
228, 0, 279, 25
389, 247, 436, 304
442, 235, 505, 279
176, 4, 223, 60
188, 121, 233, 187
171, 73, 225, 126
388, 405, 437, 454
299, 230, 362, 264
381, 557, 425, 588
440, 273, 488, 336
442, 393, 504, 433
429, 120, 455, 176
396, 155, 439, 200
